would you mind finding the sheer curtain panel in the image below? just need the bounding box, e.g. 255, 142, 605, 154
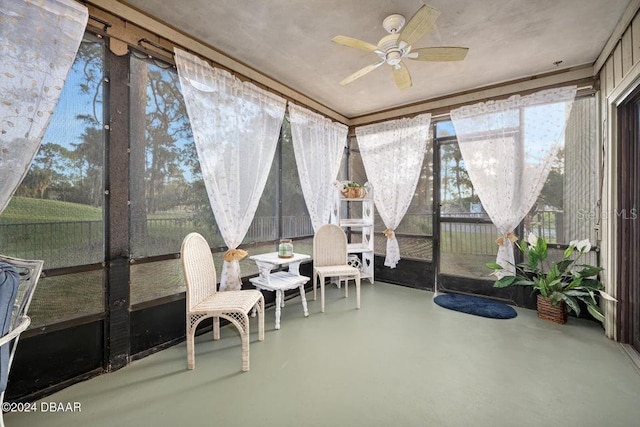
0, 0, 88, 214
355, 113, 431, 268
174, 48, 286, 291
450, 86, 577, 275
289, 103, 347, 232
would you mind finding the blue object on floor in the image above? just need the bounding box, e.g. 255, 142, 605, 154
433, 293, 517, 319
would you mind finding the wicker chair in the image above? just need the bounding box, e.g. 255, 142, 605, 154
312, 224, 361, 313
180, 233, 264, 372
0, 255, 43, 427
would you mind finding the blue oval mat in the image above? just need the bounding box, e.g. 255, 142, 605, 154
433, 293, 517, 319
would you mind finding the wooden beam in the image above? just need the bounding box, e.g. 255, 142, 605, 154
349, 65, 595, 126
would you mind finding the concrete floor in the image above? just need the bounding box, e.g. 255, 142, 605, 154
5, 282, 640, 427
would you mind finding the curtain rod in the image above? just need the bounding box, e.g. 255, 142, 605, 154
88, 14, 111, 32
83, 4, 349, 125
138, 38, 174, 56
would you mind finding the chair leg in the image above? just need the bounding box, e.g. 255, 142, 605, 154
187, 317, 196, 370
313, 271, 317, 301
213, 316, 220, 340
356, 275, 361, 309
320, 274, 326, 313
344, 277, 349, 298
241, 313, 250, 372
257, 296, 265, 341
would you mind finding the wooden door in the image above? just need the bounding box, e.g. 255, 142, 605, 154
617, 92, 640, 352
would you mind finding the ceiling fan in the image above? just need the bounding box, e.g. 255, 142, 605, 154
332, 4, 468, 89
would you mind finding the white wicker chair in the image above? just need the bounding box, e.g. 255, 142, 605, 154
180, 233, 264, 372
0, 255, 43, 427
312, 224, 361, 313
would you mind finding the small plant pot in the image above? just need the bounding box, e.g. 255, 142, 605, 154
536, 295, 568, 324
342, 187, 361, 198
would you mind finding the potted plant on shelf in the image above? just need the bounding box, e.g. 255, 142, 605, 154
341, 181, 365, 199
486, 233, 616, 324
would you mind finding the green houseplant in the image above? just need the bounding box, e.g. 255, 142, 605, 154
486, 233, 615, 324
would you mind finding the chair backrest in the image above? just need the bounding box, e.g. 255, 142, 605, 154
0, 256, 43, 331
0, 255, 43, 395
313, 224, 348, 268
181, 233, 217, 311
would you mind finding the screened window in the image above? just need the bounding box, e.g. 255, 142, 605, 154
438, 95, 599, 278
129, 54, 218, 304
129, 54, 217, 259
0, 35, 106, 327
128, 61, 313, 304
350, 135, 434, 261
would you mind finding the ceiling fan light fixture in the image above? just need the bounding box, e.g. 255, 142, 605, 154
386, 50, 403, 66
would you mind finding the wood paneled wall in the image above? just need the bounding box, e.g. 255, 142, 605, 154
597, 0, 640, 340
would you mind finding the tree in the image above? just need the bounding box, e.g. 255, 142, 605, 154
72, 115, 104, 206
440, 143, 476, 214
539, 148, 564, 210
15, 38, 105, 204
16, 143, 71, 199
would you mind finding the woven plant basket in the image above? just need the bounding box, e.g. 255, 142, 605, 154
341, 187, 363, 199
536, 295, 568, 324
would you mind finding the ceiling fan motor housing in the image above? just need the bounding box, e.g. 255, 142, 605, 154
383, 14, 406, 34
378, 34, 404, 65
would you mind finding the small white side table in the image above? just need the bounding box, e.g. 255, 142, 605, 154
248, 252, 311, 330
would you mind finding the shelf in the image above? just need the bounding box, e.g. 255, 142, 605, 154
334, 180, 374, 284
340, 197, 373, 202
340, 219, 373, 227
347, 243, 372, 253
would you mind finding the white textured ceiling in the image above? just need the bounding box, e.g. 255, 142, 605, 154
123, 0, 630, 118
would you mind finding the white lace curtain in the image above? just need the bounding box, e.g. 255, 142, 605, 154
289, 103, 347, 232
0, 0, 88, 214
174, 48, 286, 291
450, 86, 577, 275
355, 113, 432, 268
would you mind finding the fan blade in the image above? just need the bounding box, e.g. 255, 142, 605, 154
332, 35, 379, 52
399, 4, 440, 47
409, 47, 469, 61
392, 61, 412, 89
340, 61, 385, 85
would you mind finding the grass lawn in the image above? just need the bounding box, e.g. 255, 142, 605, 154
0, 196, 102, 222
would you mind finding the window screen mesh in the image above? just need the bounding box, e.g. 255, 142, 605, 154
129, 54, 221, 258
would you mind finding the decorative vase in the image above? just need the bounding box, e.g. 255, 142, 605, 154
536, 294, 567, 324
278, 239, 293, 258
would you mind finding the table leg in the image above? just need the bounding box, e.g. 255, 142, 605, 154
299, 284, 309, 317
275, 290, 282, 330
